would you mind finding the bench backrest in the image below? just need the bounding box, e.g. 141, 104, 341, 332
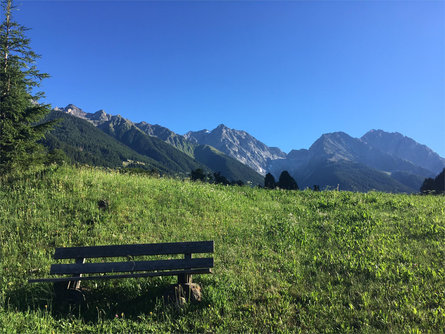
53, 241, 214, 259
50, 241, 214, 276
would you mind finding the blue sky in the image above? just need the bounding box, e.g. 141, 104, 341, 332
14, 0, 445, 156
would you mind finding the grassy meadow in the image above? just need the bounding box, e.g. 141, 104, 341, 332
0, 165, 444, 333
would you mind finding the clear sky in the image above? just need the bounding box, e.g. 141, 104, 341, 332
12, 0, 445, 157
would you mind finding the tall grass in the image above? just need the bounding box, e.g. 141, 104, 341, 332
1, 165, 444, 332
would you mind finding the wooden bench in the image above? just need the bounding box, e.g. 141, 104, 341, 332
29, 241, 214, 302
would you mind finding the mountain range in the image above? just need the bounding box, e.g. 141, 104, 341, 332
45, 104, 445, 192
187, 126, 444, 192
46, 105, 264, 185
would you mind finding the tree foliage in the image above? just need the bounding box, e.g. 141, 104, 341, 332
264, 172, 276, 189
420, 168, 444, 194
0, 0, 52, 174
190, 168, 244, 186
191, 168, 206, 182
277, 170, 299, 190
213, 171, 230, 185
41, 111, 169, 173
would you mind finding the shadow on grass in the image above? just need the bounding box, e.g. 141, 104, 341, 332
4, 278, 208, 323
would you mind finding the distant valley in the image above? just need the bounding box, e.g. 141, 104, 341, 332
45, 104, 445, 193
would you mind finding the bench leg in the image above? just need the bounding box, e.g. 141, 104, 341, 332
52, 258, 86, 307
53, 282, 85, 305
178, 273, 192, 285
68, 279, 82, 290
168, 277, 202, 306
53, 281, 69, 301
70, 257, 85, 290
179, 253, 193, 284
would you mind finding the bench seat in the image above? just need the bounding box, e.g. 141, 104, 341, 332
29, 241, 214, 290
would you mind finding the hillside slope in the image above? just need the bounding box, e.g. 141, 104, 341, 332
42, 111, 170, 172
192, 145, 264, 185
268, 132, 434, 192
362, 130, 445, 174
185, 124, 286, 175
295, 159, 414, 192
54, 105, 264, 184
97, 115, 204, 175
135, 121, 196, 158
55, 105, 443, 192
1, 166, 444, 332
136, 122, 264, 185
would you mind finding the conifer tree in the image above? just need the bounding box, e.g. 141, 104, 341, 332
0, 0, 53, 174
213, 171, 230, 185
277, 170, 299, 190
264, 172, 276, 189
420, 168, 445, 194
190, 168, 206, 181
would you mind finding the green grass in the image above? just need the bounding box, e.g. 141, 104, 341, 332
1, 165, 444, 333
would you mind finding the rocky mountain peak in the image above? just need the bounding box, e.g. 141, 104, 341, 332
184, 129, 210, 144
309, 131, 360, 161
185, 124, 286, 175
212, 124, 233, 137
57, 104, 87, 118
361, 129, 445, 174
363, 129, 403, 138
55, 104, 115, 126
90, 109, 112, 124
287, 149, 309, 161
65, 103, 81, 110
136, 122, 180, 141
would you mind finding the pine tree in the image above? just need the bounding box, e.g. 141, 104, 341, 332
191, 168, 206, 181
264, 172, 276, 189
420, 168, 445, 194
0, 0, 53, 174
213, 171, 230, 185
277, 170, 299, 190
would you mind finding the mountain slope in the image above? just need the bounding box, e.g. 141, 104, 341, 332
135, 122, 196, 158
184, 125, 442, 192
54, 104, 112, 126
185, 124, 286, 175
192, 145, 264, 185
96, 115, 204, 175
361, 129, 445, 174
52, 105, 444, 192
41, 111, 169, 172
308, 132, 433, 177
54, 105, 264, 184
267, 131, 436, 192
135, 122, 264, 184
295, 158, 413, 192
51, 105, 205, 174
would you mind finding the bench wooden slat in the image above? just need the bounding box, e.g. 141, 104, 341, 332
28, 268, 212, 283
50, 257, 214, 275
53, 241, 214, 259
